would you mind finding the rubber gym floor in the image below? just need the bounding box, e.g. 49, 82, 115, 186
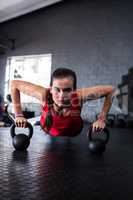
0, 122, 133, 200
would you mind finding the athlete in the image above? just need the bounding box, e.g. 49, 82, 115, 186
10, 68, 116, 137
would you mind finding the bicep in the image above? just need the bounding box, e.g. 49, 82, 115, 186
11, 80, 48, 104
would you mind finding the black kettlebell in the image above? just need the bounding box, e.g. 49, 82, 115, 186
10, 122, 33, 151
87, 125, 110, 154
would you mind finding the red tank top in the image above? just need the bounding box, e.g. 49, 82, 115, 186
40, 91, 83, 137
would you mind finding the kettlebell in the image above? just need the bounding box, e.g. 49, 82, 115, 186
10, 122, 33, 151
87, 125, 110, 154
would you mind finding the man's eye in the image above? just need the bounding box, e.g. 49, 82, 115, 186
64, 88, 72, 92
55, 88, 60, 92
63, 88, 72, 92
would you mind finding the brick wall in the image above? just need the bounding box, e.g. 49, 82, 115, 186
0, 0, 133, 120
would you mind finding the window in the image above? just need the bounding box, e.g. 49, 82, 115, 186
4, 54, 52, 103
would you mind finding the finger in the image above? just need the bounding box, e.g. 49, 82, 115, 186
16, 121, 20, 127
98, 127, 102, 131
95, 125, 99, 132
20, 121, 23, 128
21, 121, 25, 128
94, 127, 101, 134
99, 128, 104, 134
24, 122, 27, 128
15, 122, 18, 127
92, 124, 95, 133
19, 121, 22, 127
22, 121, 26, 128
95, 127, 99, 132
17, 121, 22, 128
95, 127, 99, 134
22, 122, 25, 128
94, 125, 99, 133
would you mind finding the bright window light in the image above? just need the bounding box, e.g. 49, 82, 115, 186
4, 54, 52, 103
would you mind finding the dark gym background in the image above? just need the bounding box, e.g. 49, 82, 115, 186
0, 0, 133, 200
1, 0, 133, 92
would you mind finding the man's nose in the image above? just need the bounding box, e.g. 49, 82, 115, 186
59, 90, 69, 100
59, 90, 64, 98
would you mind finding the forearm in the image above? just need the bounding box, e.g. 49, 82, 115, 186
11, 82, 23, 115
98, 91, 115, 121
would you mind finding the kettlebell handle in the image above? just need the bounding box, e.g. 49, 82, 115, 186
88, 125, 110, 144
10, 122, 33, 139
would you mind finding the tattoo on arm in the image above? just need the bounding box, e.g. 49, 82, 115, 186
86, 93, 105, 101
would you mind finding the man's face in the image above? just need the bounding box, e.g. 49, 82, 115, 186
50, 77, 74, 108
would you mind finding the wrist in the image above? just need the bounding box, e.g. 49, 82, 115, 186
15, 113, 24, 118
98, 113, 106, 122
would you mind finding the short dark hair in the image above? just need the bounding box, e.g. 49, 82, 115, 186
50, 68, 77, 90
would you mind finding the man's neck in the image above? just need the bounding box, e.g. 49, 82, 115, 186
53, 102, 70, 112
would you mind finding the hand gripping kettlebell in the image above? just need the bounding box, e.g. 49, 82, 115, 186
10, 122, 33, 151
87, 125, 110, 154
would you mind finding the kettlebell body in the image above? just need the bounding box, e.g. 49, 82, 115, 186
10, 122, 33, 151
87, 126, 110, 154
13, 134, 30, 151
88, 139, 106, 154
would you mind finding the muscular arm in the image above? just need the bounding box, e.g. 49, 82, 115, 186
10, 80, 47, 115
77, 85, 116, 120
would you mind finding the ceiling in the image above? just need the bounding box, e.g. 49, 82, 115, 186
0, 0, 63, 23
